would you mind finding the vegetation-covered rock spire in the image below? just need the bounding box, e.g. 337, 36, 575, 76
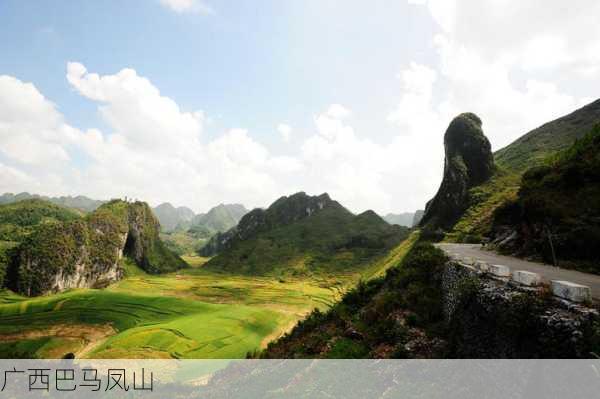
420, 113, 495, 230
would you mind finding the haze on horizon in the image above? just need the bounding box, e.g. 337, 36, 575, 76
1, 0, 599, 214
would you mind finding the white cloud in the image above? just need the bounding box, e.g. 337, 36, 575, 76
0, 65, 303, 212
0, 75, 74, 166
0, 163, 38, 194
397, 0, 598, 151
277, 124, 292, 142
3, 0, 600, 216
300, 105, 418, 213
158, 0, 214, 14
67, 61, 205, 155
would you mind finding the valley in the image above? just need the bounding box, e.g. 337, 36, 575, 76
0, 98, 599, 361
0, 233, 416, 359
0, 266, 337, 359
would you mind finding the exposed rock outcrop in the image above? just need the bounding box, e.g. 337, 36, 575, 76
442, 261, 599, 358
13, 200, 186, 296
420, 113, 495, 231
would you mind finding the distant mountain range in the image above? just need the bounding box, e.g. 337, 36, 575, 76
152, 202, 196, 231
0, 192, 105, 213
188, 203, 248, 236
0, 192, 249, 236
154, 202, 249, 239
383, 211, 424, 227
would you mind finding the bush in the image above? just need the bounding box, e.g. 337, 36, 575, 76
325, 338, 369, 359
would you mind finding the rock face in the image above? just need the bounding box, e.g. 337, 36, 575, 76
420, 113, 495, 230
200, 192, 339, 256
442, 261, 599, 358
13, 200, 186, 296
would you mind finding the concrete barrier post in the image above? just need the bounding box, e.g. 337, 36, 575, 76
551, 280, 592, 303
512, 270, 542, 286
488, 264, 511, 278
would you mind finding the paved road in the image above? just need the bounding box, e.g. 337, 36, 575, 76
436, 243, 600, 299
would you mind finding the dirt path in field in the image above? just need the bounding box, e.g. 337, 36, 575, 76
260, 316, 307, 349
0, 323, 116, 358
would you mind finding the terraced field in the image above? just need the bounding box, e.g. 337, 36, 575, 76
0, 237, 415, 359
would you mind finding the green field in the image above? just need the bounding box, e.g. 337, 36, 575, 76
0, 237, 414, 359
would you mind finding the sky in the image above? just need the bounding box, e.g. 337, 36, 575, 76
1, 0, 599, 214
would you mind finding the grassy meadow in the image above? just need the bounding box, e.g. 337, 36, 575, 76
0, 235, 416, 359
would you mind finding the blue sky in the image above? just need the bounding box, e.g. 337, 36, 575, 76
0, 0, 434, 144
1, 0, 599, 213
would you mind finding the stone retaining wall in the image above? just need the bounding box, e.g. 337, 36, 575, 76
441, 260, 599, 358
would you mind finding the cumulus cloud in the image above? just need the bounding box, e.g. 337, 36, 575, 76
380, 0, 600, 211
0, 64, 302, 212
67, 61, 204, 154
277, 124, 292, 142
0, 76, 72, 166
301, 107, 393, 212
2, 1, 599, 215
158, 0, 214, 14
396, 0, 597, 151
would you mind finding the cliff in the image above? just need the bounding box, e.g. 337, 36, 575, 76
420, 113, 495, 231
11, 200, 186, 296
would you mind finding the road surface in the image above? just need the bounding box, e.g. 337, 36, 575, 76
436, 243, 600, 299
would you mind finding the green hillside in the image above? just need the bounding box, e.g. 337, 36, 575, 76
261, 242, 448, 358
447, 99, 600, 242
495, 99, 600, 173
0, 199, 81, 243
204, 193, 409, 276
3, 199, 186, 296
490, 125, 600, 272
90, 200, 188, 274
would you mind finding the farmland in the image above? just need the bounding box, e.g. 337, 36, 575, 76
0, 257, 345, 358
0, 233, 416, 359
